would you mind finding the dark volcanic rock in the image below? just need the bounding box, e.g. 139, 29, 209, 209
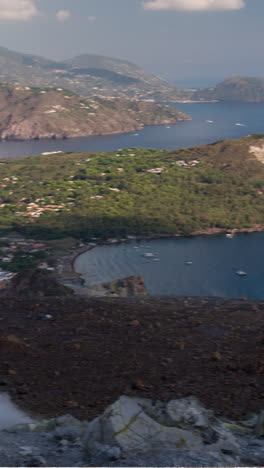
0, 296, 263, 423
4, 270, 73, 297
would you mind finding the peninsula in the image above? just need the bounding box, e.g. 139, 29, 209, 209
0, 83, 190, 140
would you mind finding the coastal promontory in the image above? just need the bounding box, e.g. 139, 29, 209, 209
0, 83, 190, 140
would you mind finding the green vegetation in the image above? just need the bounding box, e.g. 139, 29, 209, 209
0, 251, 38, 273
0, 136, 264, 241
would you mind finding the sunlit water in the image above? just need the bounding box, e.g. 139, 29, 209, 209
75, 233, 264, 299
0, 102, 264, 159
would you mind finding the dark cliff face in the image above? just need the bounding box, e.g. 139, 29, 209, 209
4, 270, 73, 297
0, 84, 190, 140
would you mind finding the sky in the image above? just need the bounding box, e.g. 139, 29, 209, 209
0, 0, 263, 84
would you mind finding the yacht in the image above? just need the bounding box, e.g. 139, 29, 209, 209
236, 270, 247, 276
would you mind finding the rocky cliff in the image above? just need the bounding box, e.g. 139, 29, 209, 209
5, 270, 74, 297
0, 84, 190, 140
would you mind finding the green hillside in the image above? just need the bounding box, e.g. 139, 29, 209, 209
0, 135, 264, 240
64, 53, 171, 87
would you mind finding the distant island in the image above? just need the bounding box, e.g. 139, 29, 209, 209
0, 83, 190, 140
192, 77, 264, 102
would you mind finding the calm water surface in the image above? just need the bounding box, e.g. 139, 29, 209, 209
0, 102, 264, 159
75, 233, 264, 299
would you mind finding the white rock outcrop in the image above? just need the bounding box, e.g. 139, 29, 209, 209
82, 396, 241, 463
249, 143, 264, 163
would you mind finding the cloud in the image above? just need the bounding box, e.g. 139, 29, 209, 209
143, 0, 245, 11
0, 0, 39, 21
56, 9, 71, 22
87, 16, 97, 23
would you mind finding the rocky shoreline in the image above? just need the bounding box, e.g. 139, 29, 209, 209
0, 85, 191, 141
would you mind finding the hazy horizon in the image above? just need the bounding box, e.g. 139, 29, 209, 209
0, 1, 263, 82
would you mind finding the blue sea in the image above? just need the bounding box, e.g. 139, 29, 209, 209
75, 233, 264, 299
0, 101, 263, 159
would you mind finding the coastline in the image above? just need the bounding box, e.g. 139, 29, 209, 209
54, 224, 264, 291
0, 115, 191, 143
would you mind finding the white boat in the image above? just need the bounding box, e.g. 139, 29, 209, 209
206, 120, 214, 123
41, 151, 63, 155
235, 123, 246, 127
133, 133, 139, 136
143, 253, 155, 258
226, 233, 234, 238
236, 270, 247, 276
186, 261, 193, 265
166, 126, 171, 129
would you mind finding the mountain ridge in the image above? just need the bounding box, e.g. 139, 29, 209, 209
0, 46, 190, 101
0, 46, 263, 102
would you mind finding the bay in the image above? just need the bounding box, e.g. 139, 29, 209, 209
0, 102, 263, 159
75, 233, 264, 299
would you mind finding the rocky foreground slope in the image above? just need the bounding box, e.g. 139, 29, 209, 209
0, 395, 264, 467
0, 293, 263, 466
0, 83, 190, 140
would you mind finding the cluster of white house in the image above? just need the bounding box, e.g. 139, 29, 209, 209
174, 160, 200, 168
